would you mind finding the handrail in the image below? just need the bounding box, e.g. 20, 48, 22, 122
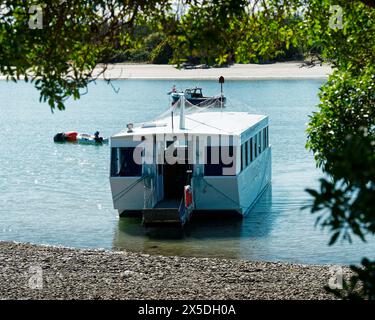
178, 197, 185, 219
143, 177, 156, 209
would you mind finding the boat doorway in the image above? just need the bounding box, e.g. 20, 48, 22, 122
163, 163, 192, 200
143, 162, 194, 226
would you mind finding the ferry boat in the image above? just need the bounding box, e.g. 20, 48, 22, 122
109, 95, 271, 226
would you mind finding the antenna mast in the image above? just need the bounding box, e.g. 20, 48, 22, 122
219, 76, 225, 111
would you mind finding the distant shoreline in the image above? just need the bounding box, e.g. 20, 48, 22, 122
0, 241, 349, 300
0, 62, 332, 81
93, 62, 332, 80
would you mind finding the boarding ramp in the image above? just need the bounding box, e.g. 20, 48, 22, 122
142, 198, 193, 227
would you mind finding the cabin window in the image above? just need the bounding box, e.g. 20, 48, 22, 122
263, 127, 267, 151
250, 138, 253, 162
241, 143, 246, 171
241, 138, 254, 169
258, 132, 262, 154
111, 147, 143, 177
254, 136, 258, 158
205, 146, 236, 176
111, 148, 119, 177
245, 140, 250, 166
166, 140, 174, 148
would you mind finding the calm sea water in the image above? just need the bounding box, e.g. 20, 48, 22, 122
1, 79, 374, 265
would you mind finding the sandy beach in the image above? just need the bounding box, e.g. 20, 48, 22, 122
0, 241, 350, 300
0, 62, 332, 81
93, 62, 332, 80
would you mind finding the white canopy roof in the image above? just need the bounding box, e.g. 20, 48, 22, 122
112, 111, 267, 138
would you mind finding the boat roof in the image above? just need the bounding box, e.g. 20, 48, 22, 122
186, 87, 202, 90
112, 112, 268, 138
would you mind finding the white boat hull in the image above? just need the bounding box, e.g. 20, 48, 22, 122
192, 148, 271, 215
110, 148, 271, 216
109, 111, 272, 221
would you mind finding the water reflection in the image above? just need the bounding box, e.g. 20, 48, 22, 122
112, 186, 274, 259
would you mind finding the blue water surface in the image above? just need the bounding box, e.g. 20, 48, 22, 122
1, 79, 374, 265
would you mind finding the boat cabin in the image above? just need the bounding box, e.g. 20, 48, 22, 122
109, 100, 271, 225
185, 87, 204, 99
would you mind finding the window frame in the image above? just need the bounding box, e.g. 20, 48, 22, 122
110, 147, 143, 177
204, 146, 236, 176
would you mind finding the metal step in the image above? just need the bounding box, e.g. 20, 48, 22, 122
142, 199, 193, 227
142, 208, 181, 226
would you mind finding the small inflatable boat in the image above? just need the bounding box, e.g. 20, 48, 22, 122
76, 133, 109, 145
54, 131, 108, 145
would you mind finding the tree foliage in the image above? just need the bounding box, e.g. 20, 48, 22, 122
303, 0, 375, 299
168, 0, 304, 65
0, 0, 170, 110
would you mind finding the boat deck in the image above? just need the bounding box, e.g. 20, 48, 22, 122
154, 199, 180, 209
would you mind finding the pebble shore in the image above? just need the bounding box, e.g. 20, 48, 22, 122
0, 241, 350, 300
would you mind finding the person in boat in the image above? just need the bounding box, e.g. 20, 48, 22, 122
94, 131, 103, 144
167, 85, 177, 95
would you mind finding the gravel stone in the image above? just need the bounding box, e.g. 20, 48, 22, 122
0, 241, 351, 300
